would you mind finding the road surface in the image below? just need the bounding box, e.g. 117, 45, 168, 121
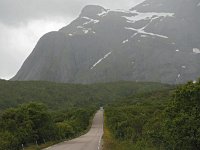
44, 110, 104, 150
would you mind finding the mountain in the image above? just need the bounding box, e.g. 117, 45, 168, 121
12, 0, 200, 84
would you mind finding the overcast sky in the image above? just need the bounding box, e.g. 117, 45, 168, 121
0, 0, 144, 80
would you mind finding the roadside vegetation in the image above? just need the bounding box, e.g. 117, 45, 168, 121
0, 102, 95, 150
104, 80, 200, 150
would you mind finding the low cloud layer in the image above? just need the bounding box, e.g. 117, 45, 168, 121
0, 0, 143, 25
0, 0, 144, 79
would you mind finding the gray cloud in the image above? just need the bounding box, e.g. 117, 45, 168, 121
0, 0, 144, 25
0, 19, 67, 79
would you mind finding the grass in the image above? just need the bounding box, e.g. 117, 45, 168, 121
103, 123, 119, 150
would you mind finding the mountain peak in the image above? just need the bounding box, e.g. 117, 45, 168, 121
80, 5, 107, 18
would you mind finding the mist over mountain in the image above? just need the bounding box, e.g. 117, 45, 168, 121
12, 0, 200, 84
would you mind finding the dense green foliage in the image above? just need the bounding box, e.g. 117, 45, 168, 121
160, 80, 200, 149
0, 102, 95, 150
104, 80, 200, 150
0, 80, 171, 111
105, 89, 172, 149
0, 79, 172, 149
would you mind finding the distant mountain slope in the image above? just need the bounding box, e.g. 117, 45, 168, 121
12, 0, 200, 84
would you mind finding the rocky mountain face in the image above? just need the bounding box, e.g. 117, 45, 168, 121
12, 0, 200, 84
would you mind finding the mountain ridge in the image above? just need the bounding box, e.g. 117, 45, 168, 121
12, 0, 200, 84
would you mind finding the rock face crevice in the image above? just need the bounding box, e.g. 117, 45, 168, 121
12, 0, 200, 84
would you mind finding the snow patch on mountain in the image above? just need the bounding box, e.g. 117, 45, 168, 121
91, 51, 112, 69
123, 10, 174, 24
123, 10, 171, 39
82, 17, 99, 25
182, 66, 186, 69
98, 9, 109, 17
83, 29, 89, 34
193, 48, 200, 54
98, 8, 133, 17
122, 39, 129, 44
77, 26, 95, 34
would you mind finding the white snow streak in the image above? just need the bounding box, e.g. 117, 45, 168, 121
98, 9, 108, 17
111, 9, 132, 14
125, 27, 168, 39
82, 17, 99, 25
122, 39, 129, 44
82, 17, 91, 20
131, 32, 138, 38
91, 51, 112, 69
198, 2, 200, 7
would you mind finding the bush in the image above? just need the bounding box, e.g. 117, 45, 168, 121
161, 80, 200, 150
